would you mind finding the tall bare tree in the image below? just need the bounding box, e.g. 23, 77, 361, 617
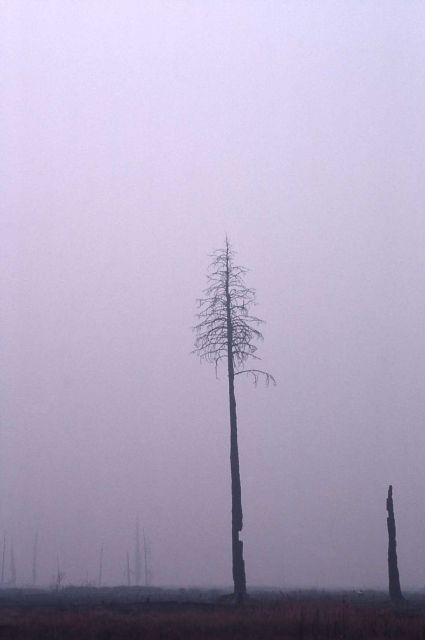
193, 238, 275, 602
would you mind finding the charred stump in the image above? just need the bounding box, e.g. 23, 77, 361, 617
386, 485, 403, 603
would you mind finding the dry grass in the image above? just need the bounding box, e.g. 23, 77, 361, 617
0, 597, 424, 639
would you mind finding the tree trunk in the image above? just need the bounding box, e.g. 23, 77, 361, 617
386, 485, 403, 602
225, 248, 246, 602
228, 368, 246, 601
126, 551, 131, 587
135, 519, 142, 586
98, 543, 104, 588
10, 543, 16, 587
32, 533, 38, 586
143, 529, 149, 587
1, 535, 6, 586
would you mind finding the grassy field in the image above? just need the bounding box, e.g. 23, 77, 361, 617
0, 588, 423, 639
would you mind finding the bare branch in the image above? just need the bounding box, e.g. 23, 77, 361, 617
234, 369, 277, 386
193, 238, 275, 386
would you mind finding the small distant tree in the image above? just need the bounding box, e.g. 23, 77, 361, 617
143, 529, 151, 587
193, 237, 275, 602
9, 541, 16, 587
1, 534, 6, 586
55, 555, 65, 591
32, 532, 38, 586
126, 551, 131, 587
98, 543, 104, 588
134, 518, 142, 586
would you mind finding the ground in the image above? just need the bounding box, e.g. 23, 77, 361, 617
0, 587, 423, 639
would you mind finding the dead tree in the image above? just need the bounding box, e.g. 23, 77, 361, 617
134, 519, 142, 586
126, 551, 131, 587
1, 535, 5, 586
143, 529, 149, 587
386, 485, 403, 602
98, 543, 104, 588
32, 533, 38, 586
55, 555, 65, 590
193, 238, 275, 602
9, 541, 16, 587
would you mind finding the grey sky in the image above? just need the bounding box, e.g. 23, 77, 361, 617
1, 1, 425, 588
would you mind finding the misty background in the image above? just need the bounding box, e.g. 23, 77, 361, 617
1, 1, 425, 589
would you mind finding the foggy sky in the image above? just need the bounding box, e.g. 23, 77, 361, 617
2, 1, 425, 589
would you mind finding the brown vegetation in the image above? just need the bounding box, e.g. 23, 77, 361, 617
0, 597, 424, 639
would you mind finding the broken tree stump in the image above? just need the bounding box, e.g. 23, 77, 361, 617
386, 484, 404, 603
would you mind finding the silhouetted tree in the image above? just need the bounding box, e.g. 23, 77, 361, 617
193, 238, 275, 602
134, 518, 142, 586
387, 485, 403, 602
126, 551, 131, 587
55, 555, 65, 590
143, 528, 150, 587
9, 541, 16, 587
98, 543, 104, 587
32, 532, 38, 586
1, 534, 6, 586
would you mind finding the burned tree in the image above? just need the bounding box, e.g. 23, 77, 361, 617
134, 519, 142, 586
386, 485, 403, 602
126, 551, 131, 587
32, 533, 38, 586
1, 534, 5, 586
143, 528, 150, 587
98, 543, 104, 588
55, 555, 65, 591
193, 238, 275, 602
9, 542, 16, 587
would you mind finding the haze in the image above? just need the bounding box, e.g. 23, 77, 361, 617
2, 1, 425, 590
